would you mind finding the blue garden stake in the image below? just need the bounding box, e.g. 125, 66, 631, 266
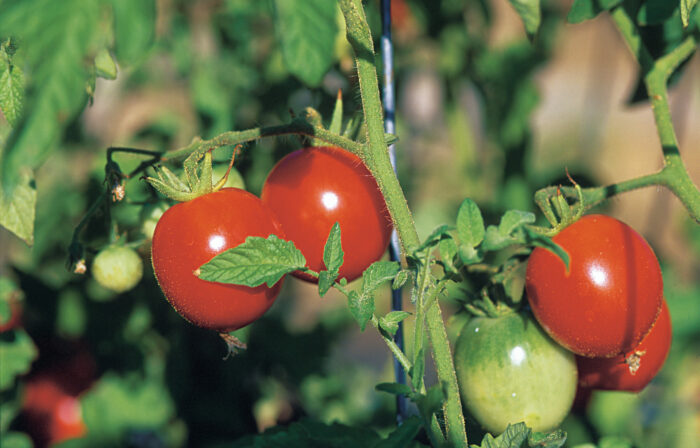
381, 0, 407, 423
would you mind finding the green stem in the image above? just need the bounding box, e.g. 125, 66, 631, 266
371, 315, 413, 373
339, 1, 467, 445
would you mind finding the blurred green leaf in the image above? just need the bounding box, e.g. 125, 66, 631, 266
0, 432, 33, 448
0, 329, 38, 391
0, 39, 24, 127
528, 428, 567, 447
273, 0, 338, 86
637, 0, 678, 26
198, 235, 306, 287
375, 382, 412, 396
567, 0, 622, 24
682, 0, 700, 26
109, 0, 156, 67
498, 210, 535, 236
234, 418, 383, 447
81, 374, 175, 439
94, 47, 117, 80
457, 198, 485, 247
0, 168, 35, 245
507, 0, 541, 39
374, 416, 422, 448
0, 0, 100, 191
56, 289, 86, 338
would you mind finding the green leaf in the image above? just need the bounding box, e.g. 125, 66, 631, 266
0, 41, 24, 127
110, 0, 156, 66
0, 432, 33, 448
682, 0, 699, 27
329, 90, 344, 134
637, 0, 679, 26
439, 238, 459, 275
499, 422, 531, 446
416, 224, 454, 253
482, 225, 514, 251
459, 245, 482, 264
81, 373, 174, 437
0, 168, 36, 245
375, 416, 423, 448
94, 47, 117, 80
348, 290, 373, 331
414, 383, 444, 419
378, 311, 411, 337
375, 382, 412, 396
273, 0, 338, 86
596, 436, 634, 448
323, 222, 344, 273
522, 227, 570, 270
0, 0, 100, 191
528, 428, 567, 447
236, 418, 382, 447
457, 198, 485, 247
198, 235, 306, 287
410, 346, 425, 392
499, 210, 536, 236
318, 271, 336, 297
567, 0, 622, 24
507, 0, 541, 39
361, 260, 401, 297
392, 269, 411, 290
0, 329, 38, 391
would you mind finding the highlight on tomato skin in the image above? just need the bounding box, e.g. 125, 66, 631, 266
576, 299, 672, 393
525, 214, 664, 358
151, 188, 285, 332
261, 146, 393, 283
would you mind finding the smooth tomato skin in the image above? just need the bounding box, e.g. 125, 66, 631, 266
152, 188, 285, 332
525, 214, 663, 357
261, 146, 392, 282
454, 311, 578, 434
577, 299, 672, 392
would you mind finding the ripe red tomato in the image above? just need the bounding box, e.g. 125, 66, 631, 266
525, 214, 663, 357
577, 299, 672, 392
261, 146, 392, 282
151, 188, 285, 332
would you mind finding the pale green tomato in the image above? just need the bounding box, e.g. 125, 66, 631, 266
92, 246, 143, 293
140, 202, 169, 240
454, 311, 577, 434
212, 164, 246, 190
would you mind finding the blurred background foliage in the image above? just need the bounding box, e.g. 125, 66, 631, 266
0, 0, 699, 447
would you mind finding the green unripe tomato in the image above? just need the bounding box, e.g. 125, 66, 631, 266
92, 245, 143, 293
212, 164, 246, 190
454, 310, 577, 434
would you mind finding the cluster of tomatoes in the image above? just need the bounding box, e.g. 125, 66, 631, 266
150, 146, 393, 332
455, 214, 671, 434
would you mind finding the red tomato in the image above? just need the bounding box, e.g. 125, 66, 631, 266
261, 146, 392, 282
152, 188, 285, 332
525, 214, 663, 357
577, 299, 672, 392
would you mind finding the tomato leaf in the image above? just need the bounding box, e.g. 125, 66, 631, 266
414, 383, 444, 420
378, 311, 411, 337
233, 418, 383, 447
499, 422, 531, 446
375, 416, 423, 448
0, 168, 36, 245
347, 290, 373, 331
682, 0, 700, 27
528, 428, 567, 447
416, 224, 454, 254
637, 0, 678, 26
410, 346, 425, 392
521, 227, 570, 270
392, 269, 411, 290
323, 222, 344, 274
507, 0, 541, 39
595, 436, 634, 448
198, 235, 306, 288
0, 432, 32, 448
318, 271, 336, 298
273, 0, 338, 86
438, 237, 460, 275
0, 329, 38, 391
329, 90, 344, 134
457, 198, 485, 247
94, 47, 118, 80
375, 382, 412, 396
567, 0, 622, 24
109, 0, 156, 67
361, 261, 401, 297
0, 40, 24, 127
499, 210, 536, 236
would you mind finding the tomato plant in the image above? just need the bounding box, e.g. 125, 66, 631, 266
151, 188, 285, 332
0, 298, 22, 332
577, 299, 672, 392
525, 214, 663, 357
91, 245, 144, 294
454, 311, 578, 434
261, 146, 393, 282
